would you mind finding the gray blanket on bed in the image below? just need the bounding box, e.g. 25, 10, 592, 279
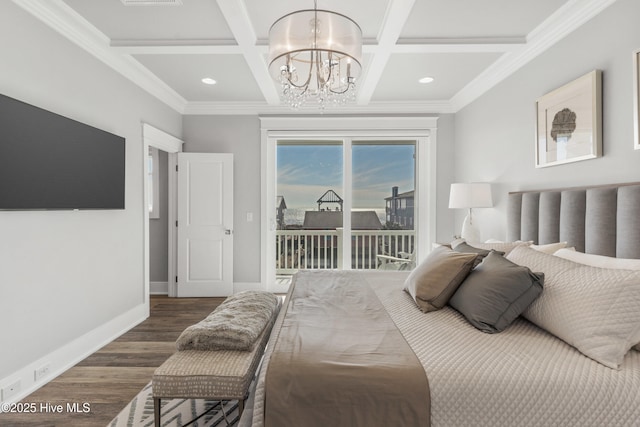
176, 290, 279, 351
264, 271, 430, 427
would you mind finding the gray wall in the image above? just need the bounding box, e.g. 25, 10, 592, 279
182, 114, 457, 284
454, 0, 640, 241
149, 150, 169, 282
435, 114, 457, 243
182, 116, 262, 284
0, 2, 182, 381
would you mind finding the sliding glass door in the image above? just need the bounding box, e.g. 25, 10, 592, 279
351, 141, 415, 269
275, 139, 416, 275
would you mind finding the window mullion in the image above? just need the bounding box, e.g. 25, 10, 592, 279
342, 138, 352, 269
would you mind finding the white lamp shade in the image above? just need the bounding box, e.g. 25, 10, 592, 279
448, 183, 493, 209
268, 9, 362, 83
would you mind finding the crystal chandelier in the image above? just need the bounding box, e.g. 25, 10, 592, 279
268, 1, 362, 109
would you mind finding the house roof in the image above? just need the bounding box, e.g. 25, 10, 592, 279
276, 196, 287, 209
385, 190, 414, 201
303, 211, 382, 230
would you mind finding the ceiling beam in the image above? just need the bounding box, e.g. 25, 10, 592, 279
216, 0, 280, 105
111, 37, 524, 56
110, 39, 240, 55
356, 0, 416, 105
390, 37, 526, 54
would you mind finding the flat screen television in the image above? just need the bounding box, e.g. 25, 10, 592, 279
0, 94, 125, 210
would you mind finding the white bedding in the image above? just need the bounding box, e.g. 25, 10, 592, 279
248, 271, 640, 426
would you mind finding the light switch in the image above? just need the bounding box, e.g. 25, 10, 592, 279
246, 212, 253, 222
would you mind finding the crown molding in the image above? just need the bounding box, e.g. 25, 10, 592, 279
449, 0, 619, 112
183, 100, 454, 115
12, 0, 187, 113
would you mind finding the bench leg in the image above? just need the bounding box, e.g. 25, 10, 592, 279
238, 398, 245, 416
154, 397, 161, 427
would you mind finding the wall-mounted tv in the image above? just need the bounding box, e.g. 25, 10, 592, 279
0, 94, 125, 210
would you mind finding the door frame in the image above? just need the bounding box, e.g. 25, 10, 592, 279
142, 123, 183, 300
260, 116, 438, 293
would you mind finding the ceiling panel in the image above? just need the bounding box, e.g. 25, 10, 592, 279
63, 0, 234, 41
371, 53, 502, 101
133, 54, 265, 101
402, 0, 568, 39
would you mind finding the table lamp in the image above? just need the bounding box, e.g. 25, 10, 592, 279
448, 183, 493, 242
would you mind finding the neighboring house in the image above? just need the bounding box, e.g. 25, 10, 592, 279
385, 186, 414, 229
276, 195, 287, 230
304, 190, 382, 230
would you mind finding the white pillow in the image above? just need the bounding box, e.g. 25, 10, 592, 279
507, 245, 640, 368
553, 248, 640, 353
554, 248, 640, 270
455, 240, 532, 256
530, 241, 568, 254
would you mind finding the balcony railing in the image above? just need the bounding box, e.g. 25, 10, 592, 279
276, 228, 415, 275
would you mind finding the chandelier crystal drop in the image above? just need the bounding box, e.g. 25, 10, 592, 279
268, 1, 362, 109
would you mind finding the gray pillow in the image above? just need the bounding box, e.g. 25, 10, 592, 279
403, 246, 477, 313
449, 251, 544, 333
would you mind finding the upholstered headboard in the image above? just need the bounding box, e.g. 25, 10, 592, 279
507, 182, 640, 259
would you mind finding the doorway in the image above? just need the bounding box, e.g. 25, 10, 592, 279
143, 123, 183, 300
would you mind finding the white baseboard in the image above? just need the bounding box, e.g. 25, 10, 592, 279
0, 303, 148, 403
150, 281, 169, 295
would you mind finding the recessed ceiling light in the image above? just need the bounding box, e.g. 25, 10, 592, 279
201, 78, 217, 85
419, 76, 434, 84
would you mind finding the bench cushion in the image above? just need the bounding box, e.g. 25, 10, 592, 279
176, 291, 279, 352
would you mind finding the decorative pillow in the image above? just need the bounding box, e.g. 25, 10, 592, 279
449, 251, 544, 333
403, 246, 477, 313
530, 241, 568, 254
507, 245, 640, 368
453, 241, 508, 268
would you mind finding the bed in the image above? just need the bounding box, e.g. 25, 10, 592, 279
244, 182, 640, 427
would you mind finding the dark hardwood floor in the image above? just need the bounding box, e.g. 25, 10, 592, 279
0, 296, 224, 427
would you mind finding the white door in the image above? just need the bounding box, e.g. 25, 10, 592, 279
177, 153, 233, 297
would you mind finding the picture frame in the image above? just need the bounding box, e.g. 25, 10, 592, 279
535, 70, 602, 168
633, 50, 640, 150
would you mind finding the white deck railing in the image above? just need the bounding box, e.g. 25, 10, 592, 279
276, 229, 415, 275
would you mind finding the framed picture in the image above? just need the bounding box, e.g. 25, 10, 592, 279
535, 70, 602, 168
633, 50, 640, 150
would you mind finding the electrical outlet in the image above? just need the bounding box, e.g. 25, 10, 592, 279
1, 379, 21, 401
34, 363, 51, 381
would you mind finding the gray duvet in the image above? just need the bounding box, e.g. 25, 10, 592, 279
263, 270, 430, 427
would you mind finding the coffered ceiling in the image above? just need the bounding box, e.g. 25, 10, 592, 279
13, 0, 617, 114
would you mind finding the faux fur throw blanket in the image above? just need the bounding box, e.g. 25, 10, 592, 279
176, 291, 279, 352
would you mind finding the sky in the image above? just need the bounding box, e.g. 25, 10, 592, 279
277, 142, 415, 209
